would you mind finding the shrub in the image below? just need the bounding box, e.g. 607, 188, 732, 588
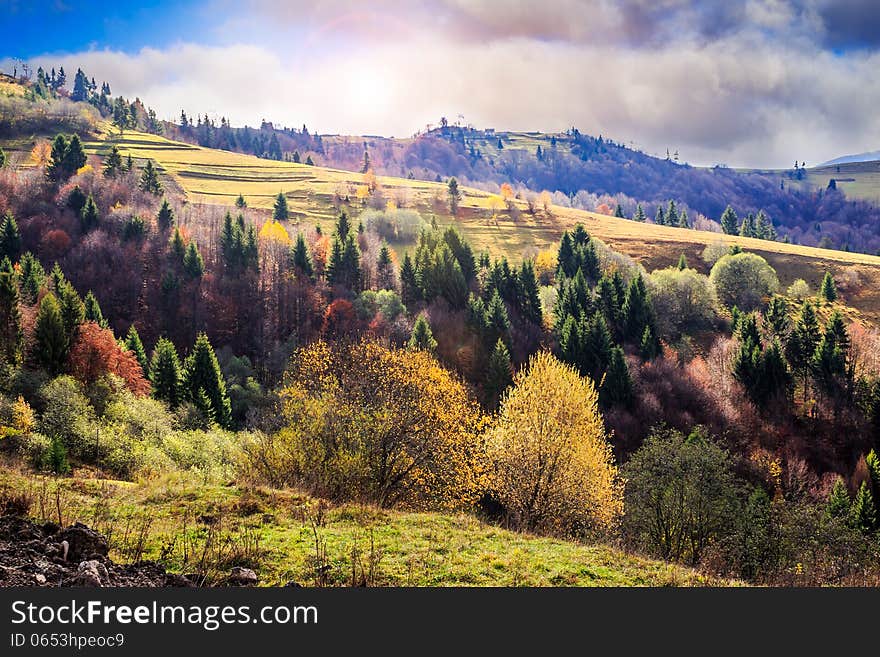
361, 208, 426, 242
38, 375, 96, 458
787, 278, 810, 300
649, 267, 718, 340
710, 252, 779, 311
487, 351, 623, 537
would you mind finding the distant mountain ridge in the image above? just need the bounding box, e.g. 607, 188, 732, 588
821, 150, 880, 166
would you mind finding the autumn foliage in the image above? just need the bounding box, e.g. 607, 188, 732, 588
67, 322, 150, 396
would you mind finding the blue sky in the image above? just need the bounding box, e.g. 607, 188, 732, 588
2, 0, 879, 168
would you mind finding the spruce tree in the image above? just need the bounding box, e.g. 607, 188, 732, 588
124, 325, 149, 376
582, 314, 612, 381
556, 231, 577, 278
622, 274, 655, 343
639, 324, 660, 360
170, 227, 186, 261
0, 147, 6, 169
46, 435, 70, 475
486, 290, 511, 348
399, 253, 420, 307
273, 192, 289, 221
32, 293, 68, 376
150, 337, 184, 408
0, 271, 23, 366
84, 290, 107, 327
677, 208, 689, 228
484, 338, 513, 410
157, 198, 174, 232
447, 177, 462, 216
80, 194, 99, 232
614, 204, 625, 219
666, 200, 678, 226
601, 345, 633, 408
46, 134, 69, 182
785, 302, 821, 402
103, 145, 123, 178
235, 193, 247, 209
594, 275, 620, 336
139, 160, 162, 194
57, 281, 85, 336
720, 205, 739, 235
632, 204, 646, 222
820, 271, 837, 302
677, 253, 688, 270
291, 232, 314, 280
184, 333, 232, 428
183, 242, 204, 279
0, 211, 22, 261
825, 478, 851, 519
654, 206, 666, 226
850, 482, 876, 533
19, 252, 45, 305
408, 314, 437, 353
517, 260, 543, 326
67, 186, 87, 213
61, 135, 86, 178
376, 242, 393, 290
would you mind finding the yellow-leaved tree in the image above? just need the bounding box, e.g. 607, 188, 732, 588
487, 351, 623, 536
238, 340, 488, 510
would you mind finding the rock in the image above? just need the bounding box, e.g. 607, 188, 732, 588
227, 567, 258, 586
57, 523, 108, 561
70, 560, 110, 587
34, 573, 46, 585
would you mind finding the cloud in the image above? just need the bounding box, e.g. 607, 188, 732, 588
7, 0, 880, 168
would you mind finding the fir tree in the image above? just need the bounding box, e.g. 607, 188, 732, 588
235, 193, 247, 209
139, 160, 162, 194
632, 204, 646, 222
764, 296, 789, 336
666, 200, 678, 226
820, 271, 837, 302
157, 199, 174, 232
0, 211, 22, 261
785, 302, 821, 403
581, 314, 612, 381
677, 208, 689, 228
124, 325, 149, 376
677, 253, 688, 270
46, 435, 70, 475
32, 293, 68, 376
622, 274, 655, 343
57, 281, 85, 336
84, 290, 107, 327
825, 478, 851, 519
170, 227, 186, 261
408, 314, 437, 353
639, 324, 660, 360
447, 177, 462, 216
0, 271, 23, 366
614, 203, 625, 219
291, 232, 314, 280
486, 291, 511, 347
654, 206, 666, 226
399, 253, 420, 306
103, 145, 124, 178
80, 194, 99, 232
150, 337, 184, 408
850, 482, 876, 533
376, 242, 394, 290
273, 192, 289, 221
484, 338, 513, 410
720, 205, 739, 235
184, 333, 232, 428
517, 260, 542, 326
183, 242, 205, 279
594, 275, 620, 336
739, 212, 757, 238
601, 345, 633, 407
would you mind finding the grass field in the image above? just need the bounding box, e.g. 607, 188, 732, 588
6, 129, 880, 324
0, 464, 726, 587
741, 160, 880, 204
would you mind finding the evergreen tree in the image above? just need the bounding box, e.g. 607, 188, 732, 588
184, 333, 232, 428
720, 205, 739, 235
79, 194, 99, 232
849, 482, 876, 533
157, 198, 174, 231
273, 192, 289, 221
825, 478, 851, 519
103, 145, 123, 178
61, 134, 86, 178
376, 242, 393, 290
291, 232, 314, 280
305, 155, 314, 166
124, 325, 149, 376
614, 203, 625, 219
622, 274, 655, 343
666, 200, 678, 226
556, 231, 577, 278
632, 204, 646, 222
408, 314, 437, 353
0, 211, 22, 261
654, 206, 666, 226
46, 134, 86, 182
517, 260, 543, 326
677, 208, 689, 228
484, 338, 513, 410
764, 296, 789, 336
19, 252, 45, 305
84, 290, 107, 327
447, 177, 462, 216
486, 291, 511, 347
0, 271, 23, 366
170, 227, 186, 261
739, 212, 757, 238
786, 302, 821, 402
235, 193, 247, 209
581, 314, 612, 381
46, 435, 70, 475
0, 147, 6, 169
594, 274, 620, 335
139, 160, 162, 194
601, 345, 633, 408
677, 253, 688, 270
755, 210, 776, 240
57, 281, 85, 336
183, 242, 205, 279
639, 324, 660, 360
31, 293, 68, 376
820, 271, 837, 302
399, 252, 420, 306
150, 337, 184, 408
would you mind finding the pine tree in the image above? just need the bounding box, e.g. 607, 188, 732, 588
84, 291, 107, 327
556, 231, 577, 278
639, 324, 660, 360
408, 314, 437, 353
376, 242, 393, 290
79, 194, 99, 232
677, 253, 688, 270
825, 478, 851, 519
0, 211, 22, 261
720, 205, 739, 235
632, 204, 646, 222
291, 232, 314, 280
614, 204, 625, 219
849, 482, 876, 533
0, 271, 23, 366
183, 242, 205, 279
157, 198, 174, 232
677, 208, 689, 228
103, 145, 123, 178
666, 200, 678, 226
581, 314, 612, 381
57, 281, 85, 336
170, 227, 186, 261
447, 177, 462, 216
139, 160, 162, 194
785, 302, 821, 402
820, 271, 837, 302
622, 274, 655, 343
601, 345, 633, 407
46, 434, 70, 475
654, 206, 666, 226
273, 192, 289, 221
235, 193, 247, 209
594, 275, 620, 335
32, 293, 68, 376
484, 338, 513, 410
399, 253, 420, 306
184, 333, 232, 427
150, 338, 184, 407
517, 260, 543, 326
124, 325, 149, 376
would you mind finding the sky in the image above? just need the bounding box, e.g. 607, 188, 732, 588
2, 0, 880, 168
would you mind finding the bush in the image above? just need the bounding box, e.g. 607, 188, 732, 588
623, 426, 740, 564
487, 351, 623, 537
787, 278, 810, 300
361, 208, 426, 242
710, 252, 779, 311
649, 267, 718, 340
354, 289, 406, 322
38, 376, 96, 458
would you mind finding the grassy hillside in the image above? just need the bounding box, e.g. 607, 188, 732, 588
6, 129, 880, 323
0, 464, 726, 587
742, 160, 880, 204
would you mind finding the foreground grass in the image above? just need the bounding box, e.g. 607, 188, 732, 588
0, 464, 730, 587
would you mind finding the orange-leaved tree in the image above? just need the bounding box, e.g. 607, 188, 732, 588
486, 351, 623, 536
67, 322, 151, 396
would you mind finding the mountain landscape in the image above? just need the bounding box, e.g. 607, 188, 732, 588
2, 1, 880, 590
